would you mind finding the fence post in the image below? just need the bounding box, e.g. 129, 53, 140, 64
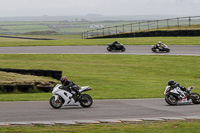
122, 25, 124, 33
167, 19, 169, 29
97, 29, 99, 37
103, 28, 104, 36
83, 32, 86, 39
131, 23, 133, 32
148, 21, 149, 30
177, 18, 180, 28
108, 27, 110, 35
157, 20, 159, 29
86, 31, 88, 38
139, 22, 140, 31
189, 17, 191, 27
115, 26, 118, 34
92, 30, 94, 37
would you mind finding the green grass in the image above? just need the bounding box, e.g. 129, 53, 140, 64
0, 120, 200, 133
0, 21, 133, 34
0, 54, 199, 101
1, 36, 200, 47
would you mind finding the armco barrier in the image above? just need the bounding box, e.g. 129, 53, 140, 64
160, 31, 167, 36
36, 70, 45, 76
92, 30, 200, 39
84, 16, 200, 39
0, 68, 62, 80
53, 70, 62, 80
44, 70, 54, 77
194, 30, 200, 36
187, 30, 194, 36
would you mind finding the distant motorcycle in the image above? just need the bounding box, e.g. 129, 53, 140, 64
151, 45, 170, 52
50, 84, 93, 109
164, 85, 200, 105
107, 43, 126, 52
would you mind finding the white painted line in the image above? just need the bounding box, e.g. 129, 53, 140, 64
31, 121, 55, 125
161, 117, 185, 120
75, 120, 100, 124
98, 119, 122, 123
9, 122, 31, 125
54, 121, 76, 125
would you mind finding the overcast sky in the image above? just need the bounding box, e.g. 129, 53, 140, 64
0, 0, 199, 17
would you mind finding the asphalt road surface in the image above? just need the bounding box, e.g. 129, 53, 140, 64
0, 45, 200, 55
0, 99, 200, 123
0, 45, 200, 124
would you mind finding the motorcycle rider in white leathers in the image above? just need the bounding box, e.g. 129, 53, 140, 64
155, 41, 167, 49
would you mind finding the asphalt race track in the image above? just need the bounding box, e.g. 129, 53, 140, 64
0, 99, 200, 124
0, 45, 200, 124
0, 45, 200, 55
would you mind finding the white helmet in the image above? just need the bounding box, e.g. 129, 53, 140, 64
158, 41, 162, 44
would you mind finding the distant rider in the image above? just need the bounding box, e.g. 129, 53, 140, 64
111, 40, 119, 47
155, 41, 167, 49
168, 80, 189, 94
60, 76, 80, 101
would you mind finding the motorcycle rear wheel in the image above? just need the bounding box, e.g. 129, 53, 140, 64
79, 94, 93, 108
191, 93, 200, 104
165, 94, 178, 105
49, 96, 63, 109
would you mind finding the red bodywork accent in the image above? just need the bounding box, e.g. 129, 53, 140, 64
179, 97, 187, 102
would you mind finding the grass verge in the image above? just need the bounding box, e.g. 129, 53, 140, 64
1, 36, 200, 47
0, 54, 199, 101
0, 120, 200, 133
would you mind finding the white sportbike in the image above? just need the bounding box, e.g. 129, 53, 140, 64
164, 86, 200, 105
50, 84, 93, 109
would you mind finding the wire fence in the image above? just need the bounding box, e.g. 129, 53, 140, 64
82, 16, 200, 39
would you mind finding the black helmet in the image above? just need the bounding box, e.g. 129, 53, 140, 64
168, 80, 175, 86
60, 76, 67, 84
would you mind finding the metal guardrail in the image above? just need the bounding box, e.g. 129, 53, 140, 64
82, 16, 200, 39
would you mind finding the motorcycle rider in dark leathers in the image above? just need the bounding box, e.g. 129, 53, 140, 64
60, 76, 80, 101
168, 80, 190, 95
111, 40, 119, 47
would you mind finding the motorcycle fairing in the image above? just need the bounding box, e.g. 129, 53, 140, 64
164, 86, 192, 103
79, 86, 91, 93
52, 84, 80, 106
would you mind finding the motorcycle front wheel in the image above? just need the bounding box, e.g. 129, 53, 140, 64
165, 48, 170, 52
165, 94, 178, 105
121, 47, 126, 52
79, 94, 93, 108
191, 93, 200, 104
107, 47, 112, 51
151, 48, 157, 52
49, 96, 63, 109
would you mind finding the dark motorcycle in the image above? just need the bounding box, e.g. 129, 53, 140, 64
107, 43, 126, 52
151, 45, 170, 53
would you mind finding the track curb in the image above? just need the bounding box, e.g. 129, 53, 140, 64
1, 116, 200, 126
